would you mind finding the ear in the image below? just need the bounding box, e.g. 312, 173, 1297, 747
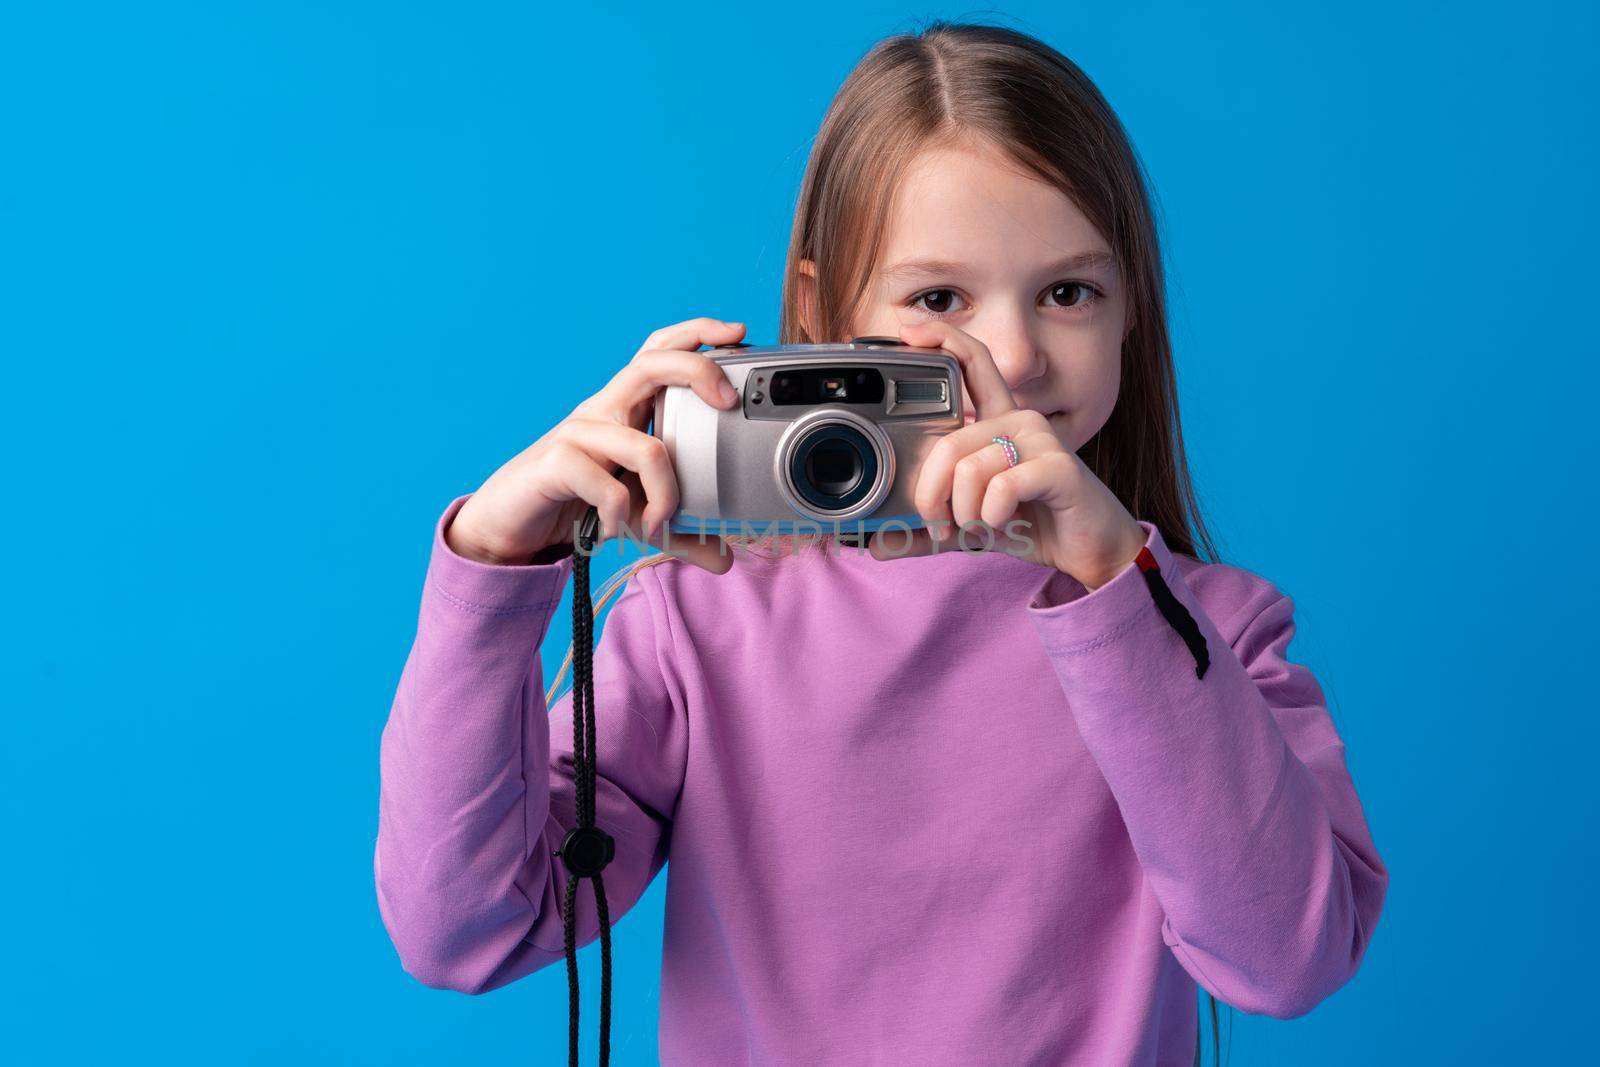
796, 258, 820, 341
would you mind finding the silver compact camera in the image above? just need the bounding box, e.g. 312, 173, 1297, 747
652, 338, 963, 535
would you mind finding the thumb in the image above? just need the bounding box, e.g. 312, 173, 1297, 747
648, 522, 736, 575
867, 525, 939, 562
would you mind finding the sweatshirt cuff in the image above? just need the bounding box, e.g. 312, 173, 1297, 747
425, 493, 574, 617
1026, 520, 1183, 653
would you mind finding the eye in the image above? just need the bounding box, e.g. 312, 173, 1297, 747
905, 281, 1105, 319
907, 288, 966, 317
1045, 282, 1103, 311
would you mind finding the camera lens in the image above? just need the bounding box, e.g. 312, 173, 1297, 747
788, 422, 878, 513
804, 439, 863, 497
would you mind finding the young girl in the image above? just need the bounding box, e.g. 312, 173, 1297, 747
375, 21, 1387, 1067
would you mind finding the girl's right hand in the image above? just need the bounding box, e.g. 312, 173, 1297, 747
445, 317, 747, 574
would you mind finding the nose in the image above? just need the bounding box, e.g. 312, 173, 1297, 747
983, 321, 1048, 394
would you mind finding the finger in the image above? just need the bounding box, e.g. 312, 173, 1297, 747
543, 443, 637, 543
554, 419, 682, 539
585, 346, 744, 423
554, 452, 731, 576
645, 520, 735, 574
867, 524, 938, 561
641, 316, 746, 353
895, 319, 1017, 421
980, 451, 1080, 529
951, 443, 1014, 530
929, 407, 1050, 457
913, 409, 1046, 536
563, 430, 733, 575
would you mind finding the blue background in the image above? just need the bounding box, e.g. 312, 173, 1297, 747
3, 2, 1594, 1063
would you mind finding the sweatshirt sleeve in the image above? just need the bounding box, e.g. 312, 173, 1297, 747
1026, 520, 1388, 1020
374, 493, 689, 995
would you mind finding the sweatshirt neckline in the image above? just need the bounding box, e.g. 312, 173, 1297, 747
724, 533, 1055, 581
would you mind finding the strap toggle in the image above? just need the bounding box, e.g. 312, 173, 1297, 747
558, 826, 616, 879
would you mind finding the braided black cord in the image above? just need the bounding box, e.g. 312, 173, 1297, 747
562, 504, 615, 1067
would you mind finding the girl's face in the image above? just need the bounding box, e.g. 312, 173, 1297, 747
803, 141, 1130, 453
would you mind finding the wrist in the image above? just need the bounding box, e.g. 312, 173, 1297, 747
445, 514, 537, 566
1074, 521, 1149, 592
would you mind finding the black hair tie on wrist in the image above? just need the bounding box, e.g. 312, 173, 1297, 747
556, 502, 617, 1067
1134, 545, 1210, 680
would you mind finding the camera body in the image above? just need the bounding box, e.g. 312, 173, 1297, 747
651, 339, 963, 535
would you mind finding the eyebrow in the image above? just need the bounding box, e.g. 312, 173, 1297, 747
879, 249, 1120, 280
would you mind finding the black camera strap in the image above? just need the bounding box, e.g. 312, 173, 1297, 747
546, 490, 1204, 1067
555, 503, 617, 1067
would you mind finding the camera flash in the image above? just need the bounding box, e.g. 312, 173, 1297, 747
824, 378, 846, 397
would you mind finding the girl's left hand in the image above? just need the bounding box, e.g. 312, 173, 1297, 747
868, 319, 1148, 592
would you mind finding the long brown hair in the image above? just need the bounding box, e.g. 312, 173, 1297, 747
779, 18, 1224, 572
775, 17, 1230, 1063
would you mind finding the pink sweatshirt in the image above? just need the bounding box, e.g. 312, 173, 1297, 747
375, 493, 1387, 1065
